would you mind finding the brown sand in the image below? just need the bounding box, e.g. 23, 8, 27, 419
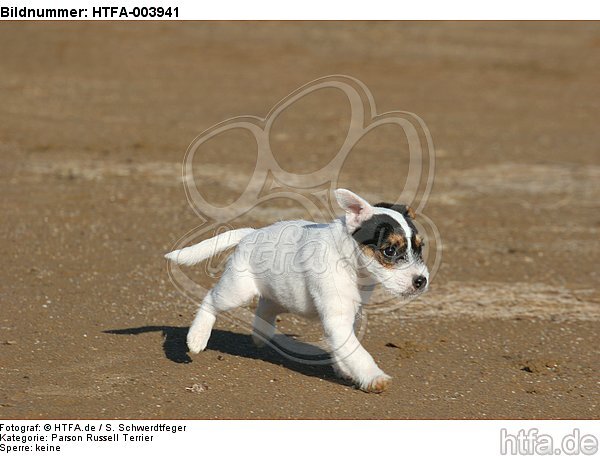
0, 22, 598, 419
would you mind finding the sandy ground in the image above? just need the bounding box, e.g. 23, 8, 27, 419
0, 22, 599, 419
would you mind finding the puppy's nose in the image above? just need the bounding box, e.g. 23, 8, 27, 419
413, 275, 427, 290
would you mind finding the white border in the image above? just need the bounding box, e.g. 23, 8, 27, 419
0, 420, 598, 456
2, 0, 600, 20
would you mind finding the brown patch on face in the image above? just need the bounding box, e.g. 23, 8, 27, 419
405, 206, 416, 220
411, 234, 424, 258
360, 232, 408, 269
414, 234, 423, 249
360, 245, 395, 269
387, 233, 407, 250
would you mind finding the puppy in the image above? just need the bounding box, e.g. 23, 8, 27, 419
165, 189, 429, 392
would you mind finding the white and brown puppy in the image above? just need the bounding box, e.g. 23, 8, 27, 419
165, 189, 429, 393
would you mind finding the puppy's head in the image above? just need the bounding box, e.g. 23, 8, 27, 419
335, 188, 429, 298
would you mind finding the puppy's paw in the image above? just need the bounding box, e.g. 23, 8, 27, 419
361, 373, 392, 393
186, 328, 210, 354
251, 333, 267, 348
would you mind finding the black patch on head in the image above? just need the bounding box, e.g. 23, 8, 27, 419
351, 214, 401, 248
374, 202, 412, 217
375, 202, 418, 237
375, 202, 425, 259
375, 203, 408, 217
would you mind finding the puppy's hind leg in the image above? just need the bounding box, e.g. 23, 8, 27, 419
187, 272, 258, 354
252, 297, 281, 348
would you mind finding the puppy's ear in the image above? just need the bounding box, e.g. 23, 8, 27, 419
335, 189, 374, 232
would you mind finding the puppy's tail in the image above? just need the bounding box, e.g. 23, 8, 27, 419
164, 228, 255, 266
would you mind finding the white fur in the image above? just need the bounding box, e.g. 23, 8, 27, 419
166, 189, 429, 393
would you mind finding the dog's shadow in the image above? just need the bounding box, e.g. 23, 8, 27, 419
103, 326, 344, 384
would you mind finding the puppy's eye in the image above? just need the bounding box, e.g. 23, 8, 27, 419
382, 246, 397, 258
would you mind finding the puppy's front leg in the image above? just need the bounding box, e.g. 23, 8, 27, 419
322, 311, 391, 393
